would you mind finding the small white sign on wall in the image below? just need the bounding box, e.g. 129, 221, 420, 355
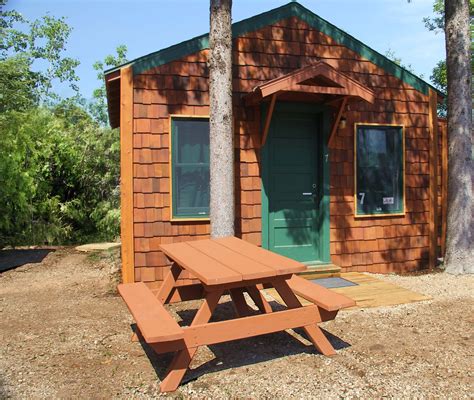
383, 197, 394, 205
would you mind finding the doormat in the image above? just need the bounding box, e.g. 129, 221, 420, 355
311, 277, 358, 289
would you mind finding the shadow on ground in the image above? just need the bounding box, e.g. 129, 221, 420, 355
131, 299, 350, 386
0, 249, 54, 273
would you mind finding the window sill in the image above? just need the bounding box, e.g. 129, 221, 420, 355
170, 217, 210, 223
354, 211, 406, 218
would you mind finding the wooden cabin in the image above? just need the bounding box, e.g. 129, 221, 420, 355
105, 2, 447, 287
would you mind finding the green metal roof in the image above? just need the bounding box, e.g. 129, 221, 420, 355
105, 1, 442, 97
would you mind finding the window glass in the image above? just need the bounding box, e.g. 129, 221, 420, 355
172, 118, 210, 218
355, 125, 404, 216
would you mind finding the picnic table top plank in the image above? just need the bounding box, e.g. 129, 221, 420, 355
161, 237, 307, 286
215, 237, 307, 275
187, 239, 277, 281
160, 242, 242, 285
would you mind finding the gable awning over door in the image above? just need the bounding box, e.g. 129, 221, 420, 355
243, 61, 375, 147
244, 61, 375, 106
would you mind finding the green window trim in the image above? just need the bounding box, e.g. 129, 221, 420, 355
354, 123, 405, 217
170, 115, 210, 221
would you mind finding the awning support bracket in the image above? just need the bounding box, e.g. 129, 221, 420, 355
261, 93, 278, 147
328, 96, 348, 148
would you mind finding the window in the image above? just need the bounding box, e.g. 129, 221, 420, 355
171, 116, 210, 220
355, 124, 404, 216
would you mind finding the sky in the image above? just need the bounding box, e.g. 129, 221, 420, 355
6, 0, 445, 100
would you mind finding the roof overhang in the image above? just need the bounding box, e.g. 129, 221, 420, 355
105, 70, 121, 129
103, 2, 443, 99
244, 61, 375, 106
104, 2, 445, 128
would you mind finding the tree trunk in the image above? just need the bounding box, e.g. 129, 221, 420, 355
209, 0, 234, 238
444, 0, 473, 274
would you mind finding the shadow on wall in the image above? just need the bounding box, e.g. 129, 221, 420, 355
133, 23, 433, 273
0, 249, 53, 273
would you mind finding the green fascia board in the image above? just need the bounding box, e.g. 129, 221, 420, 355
291, 2, 443, 97
105, 1, 443, 98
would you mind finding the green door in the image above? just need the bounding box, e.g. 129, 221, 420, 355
262, 108, 325, 263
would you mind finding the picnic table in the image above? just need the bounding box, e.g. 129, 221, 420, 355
118, 237, 355, 392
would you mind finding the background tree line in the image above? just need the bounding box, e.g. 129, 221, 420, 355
0, 1, 126, 246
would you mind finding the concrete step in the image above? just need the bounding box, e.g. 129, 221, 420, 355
298, 263, 342, 280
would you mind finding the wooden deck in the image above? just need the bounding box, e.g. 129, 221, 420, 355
265, 272, 431, 310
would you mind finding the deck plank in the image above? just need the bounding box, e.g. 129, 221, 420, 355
265, 272, 431, 309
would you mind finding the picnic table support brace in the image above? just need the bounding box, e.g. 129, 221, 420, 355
273, 280, 336, 356
159, 289, 223, 392
156, 262, 182, 304
230, 288, 252, 317
246, 285, 273, 313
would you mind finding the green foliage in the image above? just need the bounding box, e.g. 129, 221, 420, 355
424, 1, 447, 116
384, 48, 420, 77
1, 1, 80, 101
0, 1, 124, 246
0, 108, 70, 244
431, 60, 447, 116
423, 0, 444, 33
430, 60, 447, 93
89, 45, 128, 125
0, 106, 120, 246
0, 54, 39, 112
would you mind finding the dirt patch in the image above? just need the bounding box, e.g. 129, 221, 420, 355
0, 251, 473, 399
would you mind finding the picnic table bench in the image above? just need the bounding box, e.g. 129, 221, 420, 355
118, 236, 355, 392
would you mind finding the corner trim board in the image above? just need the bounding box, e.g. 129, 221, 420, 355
440, 120, 448, 257
428, 89, 439, 268
120, 66, 135, 283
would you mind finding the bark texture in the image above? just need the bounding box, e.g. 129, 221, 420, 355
209, 0, 234, 237
444, 0, 474, 274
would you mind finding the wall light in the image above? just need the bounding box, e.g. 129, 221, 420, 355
339, 116, 347, 130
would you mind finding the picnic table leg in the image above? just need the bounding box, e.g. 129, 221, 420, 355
229, 288, 252, 317
159, 289, 223, 392
156, 262, 182, 304
246, 286, 273, 313
272, 280, 336, 356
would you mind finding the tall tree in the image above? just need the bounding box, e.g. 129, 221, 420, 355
444, 0, 473, 274
209, 0, 234, 237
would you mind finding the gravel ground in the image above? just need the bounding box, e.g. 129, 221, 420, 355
0, 248, 473, 399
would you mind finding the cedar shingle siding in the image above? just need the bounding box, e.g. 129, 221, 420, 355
123, 15, 444, 283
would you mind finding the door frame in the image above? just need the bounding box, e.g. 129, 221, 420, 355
261, 101, 331, 265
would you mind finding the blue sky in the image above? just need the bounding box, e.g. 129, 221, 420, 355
7, 0, 445, 100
